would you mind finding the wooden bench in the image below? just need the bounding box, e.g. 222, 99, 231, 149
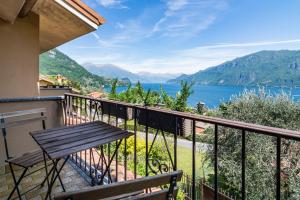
54, 170, 183, 200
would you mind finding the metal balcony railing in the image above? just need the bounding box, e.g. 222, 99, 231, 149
64, 93, 300, 200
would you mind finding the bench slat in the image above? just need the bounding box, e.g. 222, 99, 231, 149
54, 170, 183, 200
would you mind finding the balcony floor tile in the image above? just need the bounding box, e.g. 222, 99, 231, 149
0, 161, 89, 200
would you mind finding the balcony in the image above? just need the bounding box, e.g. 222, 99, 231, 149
1, 93, 300, 199
0, 161, 89, 199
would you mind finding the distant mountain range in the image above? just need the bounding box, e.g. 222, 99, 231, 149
83, 63, 181, 83
169, 50, 300, 86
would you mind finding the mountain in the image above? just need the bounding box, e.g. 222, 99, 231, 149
39, 49, 111, 91
83, 63, 141, 82
169, 50, 300, 86
136, 72, 182, 83
83, 63, 181, 83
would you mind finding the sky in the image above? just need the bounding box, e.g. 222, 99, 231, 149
58, 0, 300, 74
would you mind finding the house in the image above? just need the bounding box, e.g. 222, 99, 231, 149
39, 75, 82, 96
0, 0, 105, 99
39, 75, 55, 87
55, 74, 67, 85
0, 1, 298, 200
88, 91, 107, 99
0, 0, 104, 166
49, 49, 56, 58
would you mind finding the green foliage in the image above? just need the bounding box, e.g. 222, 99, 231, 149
109, 81, 162, 106
176, 188, 186, 200
109, 81, 193, 112
106, 135, 170, 176
170, 50, 300, 86
108, 79, 118, 100
206, 89, 300, 199
173, 81, 194, 112
160, 81, 194, 112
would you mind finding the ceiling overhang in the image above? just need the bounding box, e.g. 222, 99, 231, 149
0, 0, 105, 53
0, 0, 25, 23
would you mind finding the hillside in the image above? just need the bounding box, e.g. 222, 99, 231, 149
169, 50, 300, 86
39, 49, 111, 92
83, 63, 181, 83
136, 72, 182, 83
83, 63, 141, 82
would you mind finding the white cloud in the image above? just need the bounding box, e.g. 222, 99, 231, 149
85, 39, 300, 74
151, 0, 228, 37
115, 22, 125, 29
88, 11, 154, 47
186, 39, 300, 50
73, 38, 300, 74
96, 0, 128, 9
171, 39, 300, 72
86, 0, 227, 49
90, 32, 125, 48
69, 1, 300, 75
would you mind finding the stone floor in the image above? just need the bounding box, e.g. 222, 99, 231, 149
0, 161, 90, 200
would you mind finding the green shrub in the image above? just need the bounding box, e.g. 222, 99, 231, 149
105, 135, 172, 177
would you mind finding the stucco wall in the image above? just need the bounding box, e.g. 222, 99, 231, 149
0, 99, 64, 166
0, 12, 39, 98
40, 88, 72, 96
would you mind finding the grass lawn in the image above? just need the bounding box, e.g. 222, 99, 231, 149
177, 146, 212, 178
126, 120, 213, 178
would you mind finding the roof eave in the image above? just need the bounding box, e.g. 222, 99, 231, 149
54, 0, 102, 30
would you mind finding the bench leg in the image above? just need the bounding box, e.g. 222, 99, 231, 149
7, 164, 28, 200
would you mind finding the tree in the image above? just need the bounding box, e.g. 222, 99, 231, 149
206, 89, 300, 199
160, 81, 194, 112
108, 80, 193, 111
173, 81, 194, 112
108, 79, 118, 100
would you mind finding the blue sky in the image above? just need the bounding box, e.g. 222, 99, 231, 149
58, 0, 300, 74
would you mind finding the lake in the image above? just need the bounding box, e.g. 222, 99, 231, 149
105, 83, 300, 108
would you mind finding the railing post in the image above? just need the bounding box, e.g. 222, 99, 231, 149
192, 119, 196, 200
89, 99, 92, 122
84, 98, 87, 123
241, 129, 246, 200
276, 136, 281, 200
79, 97, 82, 124
214, 124, 218, 200
174, 117, 178, 171
145, 108, 149, 177
115, 103, 119, 182
64, 94, 67, 125
124, 117, 127, 180
68, 95, 71, 125
134, 108, 137, 179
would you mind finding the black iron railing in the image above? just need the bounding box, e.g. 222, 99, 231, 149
64, 93, 300, 200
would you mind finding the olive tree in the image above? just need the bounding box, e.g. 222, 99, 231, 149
206, 89, 300, 199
